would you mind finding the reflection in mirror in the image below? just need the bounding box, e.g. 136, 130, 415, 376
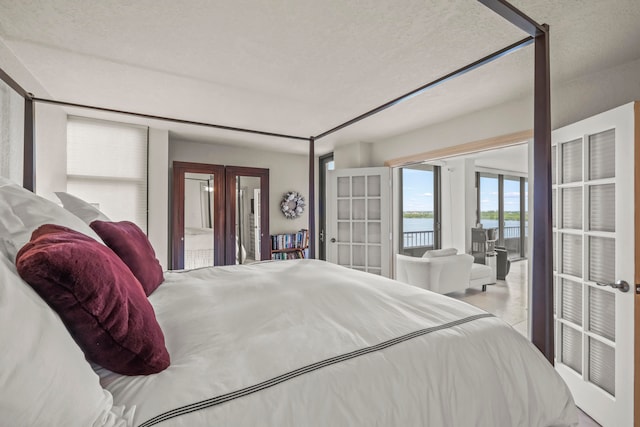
235, 176, 261, 264
0, 78, 25, 183
184, 172, 215, 269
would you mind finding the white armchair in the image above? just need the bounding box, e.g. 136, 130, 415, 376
395, 249, 474, 295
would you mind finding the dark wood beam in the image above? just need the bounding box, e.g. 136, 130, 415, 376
530, 24, 554, 363
23, 97, 35, 192
314, 36, 533, 141
32, 97, 308, 142
0, 67, 29, 99
308, 137, 316, 258
478, 0, 546, 36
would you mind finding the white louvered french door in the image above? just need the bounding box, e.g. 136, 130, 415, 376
327, 167, 391, 277
552, 103, 635, 427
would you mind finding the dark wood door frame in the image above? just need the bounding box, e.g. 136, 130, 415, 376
433, 165, 442, 249
171, 161, 226, 269
172, 162, 271, 268
224, 166, 270, 265
318, 152, 334, 260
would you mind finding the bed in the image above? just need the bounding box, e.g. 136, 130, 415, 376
184, 227, 215, 269
183, 227, 247, 269
0, 2, 567, 423
0, 176, 578, 427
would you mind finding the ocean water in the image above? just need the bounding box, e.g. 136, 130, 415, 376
403, 218, 434, 232
403, 218, 524, 233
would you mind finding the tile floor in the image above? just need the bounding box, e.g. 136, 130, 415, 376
448, 259, 529, 338
447, 259, 601, 427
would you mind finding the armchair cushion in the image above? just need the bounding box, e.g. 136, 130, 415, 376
422, 248, 458, 258
396, 252, 473, 295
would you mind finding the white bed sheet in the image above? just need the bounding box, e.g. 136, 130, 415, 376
184, 227, 214, 269
98, 259, 577, 427
183, 227, 213, 251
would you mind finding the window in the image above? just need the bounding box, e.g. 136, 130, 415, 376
67, 117, 148, 231
400, 164, 441, 255
477, 172, 528, 260
0, 79, 24, 183
478, 173, 499, 229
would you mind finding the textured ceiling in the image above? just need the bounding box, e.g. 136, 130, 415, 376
1, 0, 639, 154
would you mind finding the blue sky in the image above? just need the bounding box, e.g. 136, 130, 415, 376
479, 176, 499, 211
480, 176, 525, 212
403, 170, 527, 213
402, 169, 434, 211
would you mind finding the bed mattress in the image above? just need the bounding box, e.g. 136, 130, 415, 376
97, 259, 577, 427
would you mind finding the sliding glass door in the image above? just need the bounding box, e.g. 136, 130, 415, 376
477, 172, 528, 260
502, 175, 522, 258
478, 174, 499, 229
399, 165, 441, 256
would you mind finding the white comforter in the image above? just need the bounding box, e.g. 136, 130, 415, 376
98, 259, 577, 427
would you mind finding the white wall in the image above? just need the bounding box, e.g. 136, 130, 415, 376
552, 57, 640, 131
30, 106, 307, 268
148, 128, 169, 270
31, 109, 171, 268
334, 141, 373, 169
0, 38, 48, 97
169, 139, 310, 235
0, 85, 25, 184
1, 37, 66, 199
329, 56, 640, 263
366, 57, 640, 168
367, 97, 532, 168
439, 158, 476, 253
35, 103, 67, 202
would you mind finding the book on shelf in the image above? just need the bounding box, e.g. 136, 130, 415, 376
270, 229, 308, 260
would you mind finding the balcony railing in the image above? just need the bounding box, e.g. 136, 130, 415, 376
403, 230, 434, 248
503, 225, 521, 239
502, 225, 528, 259
403, 226, 528, 258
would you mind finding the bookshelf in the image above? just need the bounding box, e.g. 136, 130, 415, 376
270, 229, 309, 260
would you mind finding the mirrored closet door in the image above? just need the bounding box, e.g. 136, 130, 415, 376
172, 162, 225, 269
225, 166, 270, 265
172, 162, 270, 269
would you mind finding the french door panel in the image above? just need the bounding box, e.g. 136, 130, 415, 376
552, 103, 635, 427
327, 167, 390, 277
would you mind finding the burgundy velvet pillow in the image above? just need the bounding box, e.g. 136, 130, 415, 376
90, 220, 164, 296
16, 224, 170, 375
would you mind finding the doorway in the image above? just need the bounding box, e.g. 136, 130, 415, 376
476, 172, 528, 260
171, 161, 269, 269
398, 164, 441, 256
318, 153, 334, 260
224, 166, 270, 265
326, 167, 391, 277
394, 144, 530, 336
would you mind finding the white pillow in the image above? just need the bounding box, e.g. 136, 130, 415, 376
55, 191, 111, 224
422, 248, 458, 258
0, 177, 103, 261
0, 255, 134, 426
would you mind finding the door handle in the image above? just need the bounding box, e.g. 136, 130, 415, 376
596, 280, 630, 293
330, 238, 336, 243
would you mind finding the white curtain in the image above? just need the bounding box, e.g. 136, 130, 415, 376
67, 116, 148, 231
